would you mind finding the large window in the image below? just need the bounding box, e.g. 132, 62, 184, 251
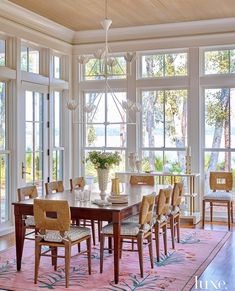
21, 44, 40, 74
0, 39, 6, 66
140, 52, 188, 78
141, 89, 188, 172
83, 91, 126, 179
0, 82, 9, 224
52, 91, 63, 181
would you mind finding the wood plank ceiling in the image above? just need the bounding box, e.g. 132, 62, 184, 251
8, 0, 235, 31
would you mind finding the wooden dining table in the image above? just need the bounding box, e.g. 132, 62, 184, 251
12, 183, 168, 284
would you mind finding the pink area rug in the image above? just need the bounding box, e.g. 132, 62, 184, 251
0, 229, 231, 291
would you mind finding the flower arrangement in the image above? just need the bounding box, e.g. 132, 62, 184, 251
86, 151, 121, 169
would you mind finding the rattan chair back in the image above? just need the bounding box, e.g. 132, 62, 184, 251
171, 182, 183, 207
18, 185, 38, 202
34, 199, 70, 233
70, 177, 85, 191
156, 188, 171, 216
45, 181, 64, 195
139, 194, 155, 225
209, 172, 233, 192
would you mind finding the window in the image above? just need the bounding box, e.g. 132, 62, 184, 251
53, 56, 61, 79
204, 49, 235, 75
0, 39, 6, 66
141, 89, 188, 172
83, 91, 126, 179
83, 56, 126, 80
21, 45, 40, 74
52, 91, 63, 181
0, 82, 9, 224
204, 88, 235, 193
141, 52, 187, 78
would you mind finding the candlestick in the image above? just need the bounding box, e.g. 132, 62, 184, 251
185, 155, 191, 174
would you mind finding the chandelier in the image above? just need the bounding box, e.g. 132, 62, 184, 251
67, 0, 141, 124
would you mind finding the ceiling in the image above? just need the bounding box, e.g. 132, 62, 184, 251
8, 0, 235, 31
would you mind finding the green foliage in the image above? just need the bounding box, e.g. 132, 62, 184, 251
154, 156, 163, 171
87, 126, 96, 146
86, 151, 121, 169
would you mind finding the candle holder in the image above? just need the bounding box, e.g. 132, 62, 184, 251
185, 155, 191, 174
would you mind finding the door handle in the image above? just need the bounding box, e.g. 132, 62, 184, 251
22, 162, 31, 179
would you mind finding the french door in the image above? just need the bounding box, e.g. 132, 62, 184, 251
20, 85, 49, 195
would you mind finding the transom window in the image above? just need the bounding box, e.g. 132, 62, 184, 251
0, 39, 6, 66
53, 56, 61, 79
140, 52, 188, 78
204, 49, 235, 75
83, 56, 126, 80
21, 44, 40, 74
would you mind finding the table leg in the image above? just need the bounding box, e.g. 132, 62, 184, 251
14, 205, 25, 271
112, 212, 121, 284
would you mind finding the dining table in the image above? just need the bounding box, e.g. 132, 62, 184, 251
12, 183, 169, 284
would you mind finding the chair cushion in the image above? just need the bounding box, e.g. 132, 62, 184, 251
123, 214, 139, 223
42, 226, 90, 242
153, 214, 167, 225
102, 222, 151, 236
168, 205, 180, 216
204, 191, 232, 201
25, 215, 35, 227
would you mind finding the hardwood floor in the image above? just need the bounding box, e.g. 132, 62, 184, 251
0, 222, 234, 290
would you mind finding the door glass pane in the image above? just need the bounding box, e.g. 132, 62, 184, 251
230, 89, 235, 148
35, 151, 43, 181
34, 92, 43, 122
25, 91, 33, 121
54, 91, 61, 147
0, 82, 6, 150
0, 154, 9, 223
53, 150, 63, 181
0, 39, 6, 66
25, 152, 33, 184
25, 122, 33, 151
35, 123, 43, 151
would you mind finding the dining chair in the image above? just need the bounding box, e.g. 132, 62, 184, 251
45, 181, 64, 195
100, 193, 155, 277
202, 171, 233, 230
17, 185, 38, 240
130, 175, 154, 186
34, 199, 91, 288
70, 176, 101, 245
168, 182, 183, 249
154, 188, 171, 261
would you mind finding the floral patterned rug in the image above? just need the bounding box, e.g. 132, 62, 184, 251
0, 229, 231, 291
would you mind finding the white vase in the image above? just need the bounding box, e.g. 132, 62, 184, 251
97, 168, 109, 200
128, 152, 137, 172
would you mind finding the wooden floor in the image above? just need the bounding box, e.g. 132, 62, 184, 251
0, 222, 234, 290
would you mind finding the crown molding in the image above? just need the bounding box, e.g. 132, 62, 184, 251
0, 0, 75, 43
73, 17, 235, 45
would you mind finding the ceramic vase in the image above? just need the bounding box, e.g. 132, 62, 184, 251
97, 168, 109, 200
128, 152, 137, 172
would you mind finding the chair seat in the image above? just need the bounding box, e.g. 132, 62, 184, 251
102, 222, 151, 236
25, 215, 35, 227
42, 226, 90, 242
123, 214, 139, 223
203, 191, 232, 201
